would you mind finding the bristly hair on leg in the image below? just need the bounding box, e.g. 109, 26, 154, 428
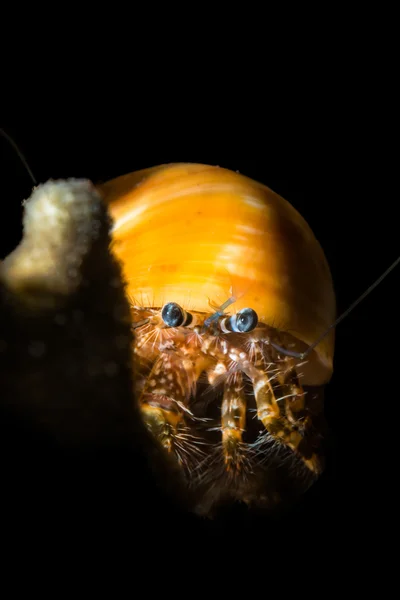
172, 425, 210, 476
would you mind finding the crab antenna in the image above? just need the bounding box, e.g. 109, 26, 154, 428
0, 128, 37, 186
270, 254, 400, 360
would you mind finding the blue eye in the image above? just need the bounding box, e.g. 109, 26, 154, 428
161, 302, 185, 327
229, 308, 258, 333
161, 302, 193, 327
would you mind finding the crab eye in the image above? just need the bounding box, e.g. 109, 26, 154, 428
230, 308, 258, 333
161, 302, 184, 326
161, 302, 192, 327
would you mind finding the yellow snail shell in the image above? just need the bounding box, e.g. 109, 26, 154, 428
101, 163, 335, 383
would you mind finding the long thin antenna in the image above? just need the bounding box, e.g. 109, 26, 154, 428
270, 255, 400, 360
0, 128, 37, 186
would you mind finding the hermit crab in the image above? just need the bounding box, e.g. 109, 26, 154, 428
98, 163, 337, 514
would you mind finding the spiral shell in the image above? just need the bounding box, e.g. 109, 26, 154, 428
99, 163, 336, 515
101, 163, 335, 383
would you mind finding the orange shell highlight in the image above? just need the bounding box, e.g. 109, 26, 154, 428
99, 163, 336, 385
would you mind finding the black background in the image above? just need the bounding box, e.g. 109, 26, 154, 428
1, 114, 398, 570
